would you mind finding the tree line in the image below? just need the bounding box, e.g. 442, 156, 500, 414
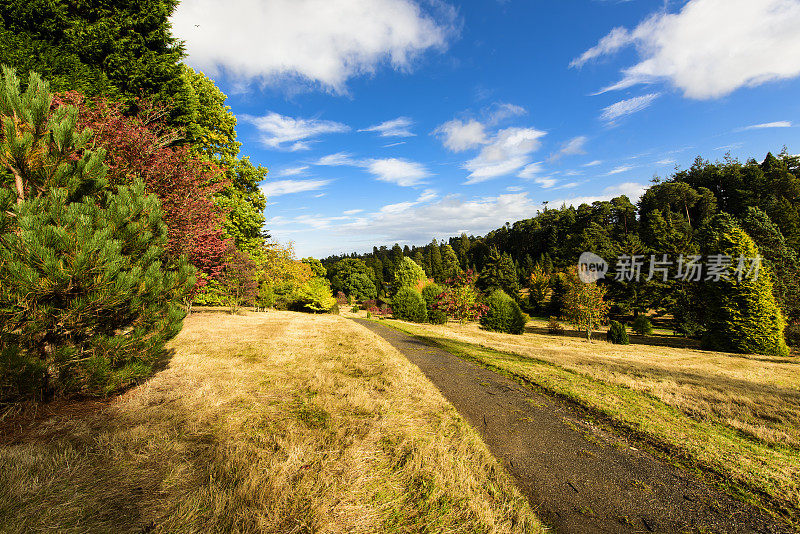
322, 151, 800, 356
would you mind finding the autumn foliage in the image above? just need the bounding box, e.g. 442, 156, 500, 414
52, 92, 231, 287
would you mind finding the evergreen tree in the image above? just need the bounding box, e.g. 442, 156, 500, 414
429, 239, 443, 282
394, 257, 427, 291
440, 244, 462, 281
477, 247, 519, 296
0, 67, 192, 400
699, 214, 788, 356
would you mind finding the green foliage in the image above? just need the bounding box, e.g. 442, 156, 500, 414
421, 282, 445, 324
0, 0, 194, 126
428, 309, 448, 324
440, 244, 462, 281
0, 68, 192, 400
479, 290, 526, 335
631, 315, 653, 336
329, 258, 373, 295
302, 257, 327, 278
560, 267, 610, 340
478, 247, 519, 296
606, 321, 630, 345
391, 287, 427, 323
345, 272, 377, 302
528, 262, 550, 313
700, 214, 789, 356
394, 256, 427, 290
293, 277, 336, 313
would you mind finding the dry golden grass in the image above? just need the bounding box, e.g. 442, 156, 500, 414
0, 311, 543, 533
379, 317, 800, 517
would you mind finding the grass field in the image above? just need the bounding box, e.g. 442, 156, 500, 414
0, 311, 543, 533
374, 315, 800, 522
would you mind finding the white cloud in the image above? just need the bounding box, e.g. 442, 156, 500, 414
582, 160, 603, 167
275, 165, 310, 177
260, 179, 332, 197
506, 186, 524, 192
606, 165, 635, 175
434, 119, 488, 152
736, 121, 793, 131
314, 152, 431, 186
600, 93, 660, 122
367, 158, 430, 186
172, 0, 455, 92
340, 192, 541, 244
534, 176, 559, 189
549, 135, 588, 161
572, 0, 800, 99
655, 158, 676, 166
360, 117, 415, 137
242, 112, 349, 150
315, 152, 360, 166
518, 161, 545, 179
343, 209, 363, 215
464, 127, 547, 184
384, 141, 407, 147
485, 102, 526, 124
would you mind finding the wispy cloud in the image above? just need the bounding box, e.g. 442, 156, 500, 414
463, 127, 547, 184
360, 117, 415, 137
242, 112, 349, 150
605, 165, 635, 175
549, 135, 588, 161
275, 165, 310, 177
582, 160, 603, 167
260, 179, 332, 197
600, 93, 660, 122
314, 153, 431, 187
735, 121, 792, 131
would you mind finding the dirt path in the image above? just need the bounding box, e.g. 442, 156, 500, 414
353, 318, 792, 534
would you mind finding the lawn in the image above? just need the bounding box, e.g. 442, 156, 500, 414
375, 315, 800, 523
0, 311, 542, 533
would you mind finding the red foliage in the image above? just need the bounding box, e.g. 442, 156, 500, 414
52, 92, 231, 287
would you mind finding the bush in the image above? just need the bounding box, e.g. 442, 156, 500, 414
329, 303, 340, 315
421, 283, 444, 309
351, 305, 360, 313
785, 323, 800, 347
606, 321, 630, 344
547, 316, 564, 335
292, 277, 336, 313
479, 290, 526, 335
631, 315, 653, 336
0, 69, 192, 400
361, 299, 377, 311
428, 309, 448, 325
391, 287, 427, 323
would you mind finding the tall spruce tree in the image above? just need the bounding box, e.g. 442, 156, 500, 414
0, 67, 193, 400
699, 214, 788, 356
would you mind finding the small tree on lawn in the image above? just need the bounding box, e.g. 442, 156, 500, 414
435, 270, 488, 323
561, 267, 610, 341
219, 248, 258, 313
528, 263, 550, 313
394, 256, 427, 290
0, 67, 193, 400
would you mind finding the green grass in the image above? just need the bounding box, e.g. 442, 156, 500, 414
379, 318, 800, 525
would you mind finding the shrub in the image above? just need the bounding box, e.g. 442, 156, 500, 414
329, 303, 340, 315
785, 323, 800, 347
391, 287, 427, 323
631, 315, 653, 336
421, 283, 444, 309
0, 68, 192, 400
435, 270, 488, 323
351, 306, 360, 313
428, 309, 448, 325
292, 277, 336, 313
606, 321, 630, 345
394, 257, 427, 289
361, 299, 377, 311
547, 316, 564, 335
479, 290, 526, 335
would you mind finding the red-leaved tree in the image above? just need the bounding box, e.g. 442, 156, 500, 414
52, 92, 231, 289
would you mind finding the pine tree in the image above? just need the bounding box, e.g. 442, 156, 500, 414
429, 239, 443, 282
699, 214, 789, 356
0, 67, 193, 400
440, 244, 462, 282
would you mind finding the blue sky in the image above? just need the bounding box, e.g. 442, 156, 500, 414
171, 0, 800, 258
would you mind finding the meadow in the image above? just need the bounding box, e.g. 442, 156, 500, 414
0, 311, 542, 533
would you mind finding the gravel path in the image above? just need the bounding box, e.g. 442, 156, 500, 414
353, 318, 792, 534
